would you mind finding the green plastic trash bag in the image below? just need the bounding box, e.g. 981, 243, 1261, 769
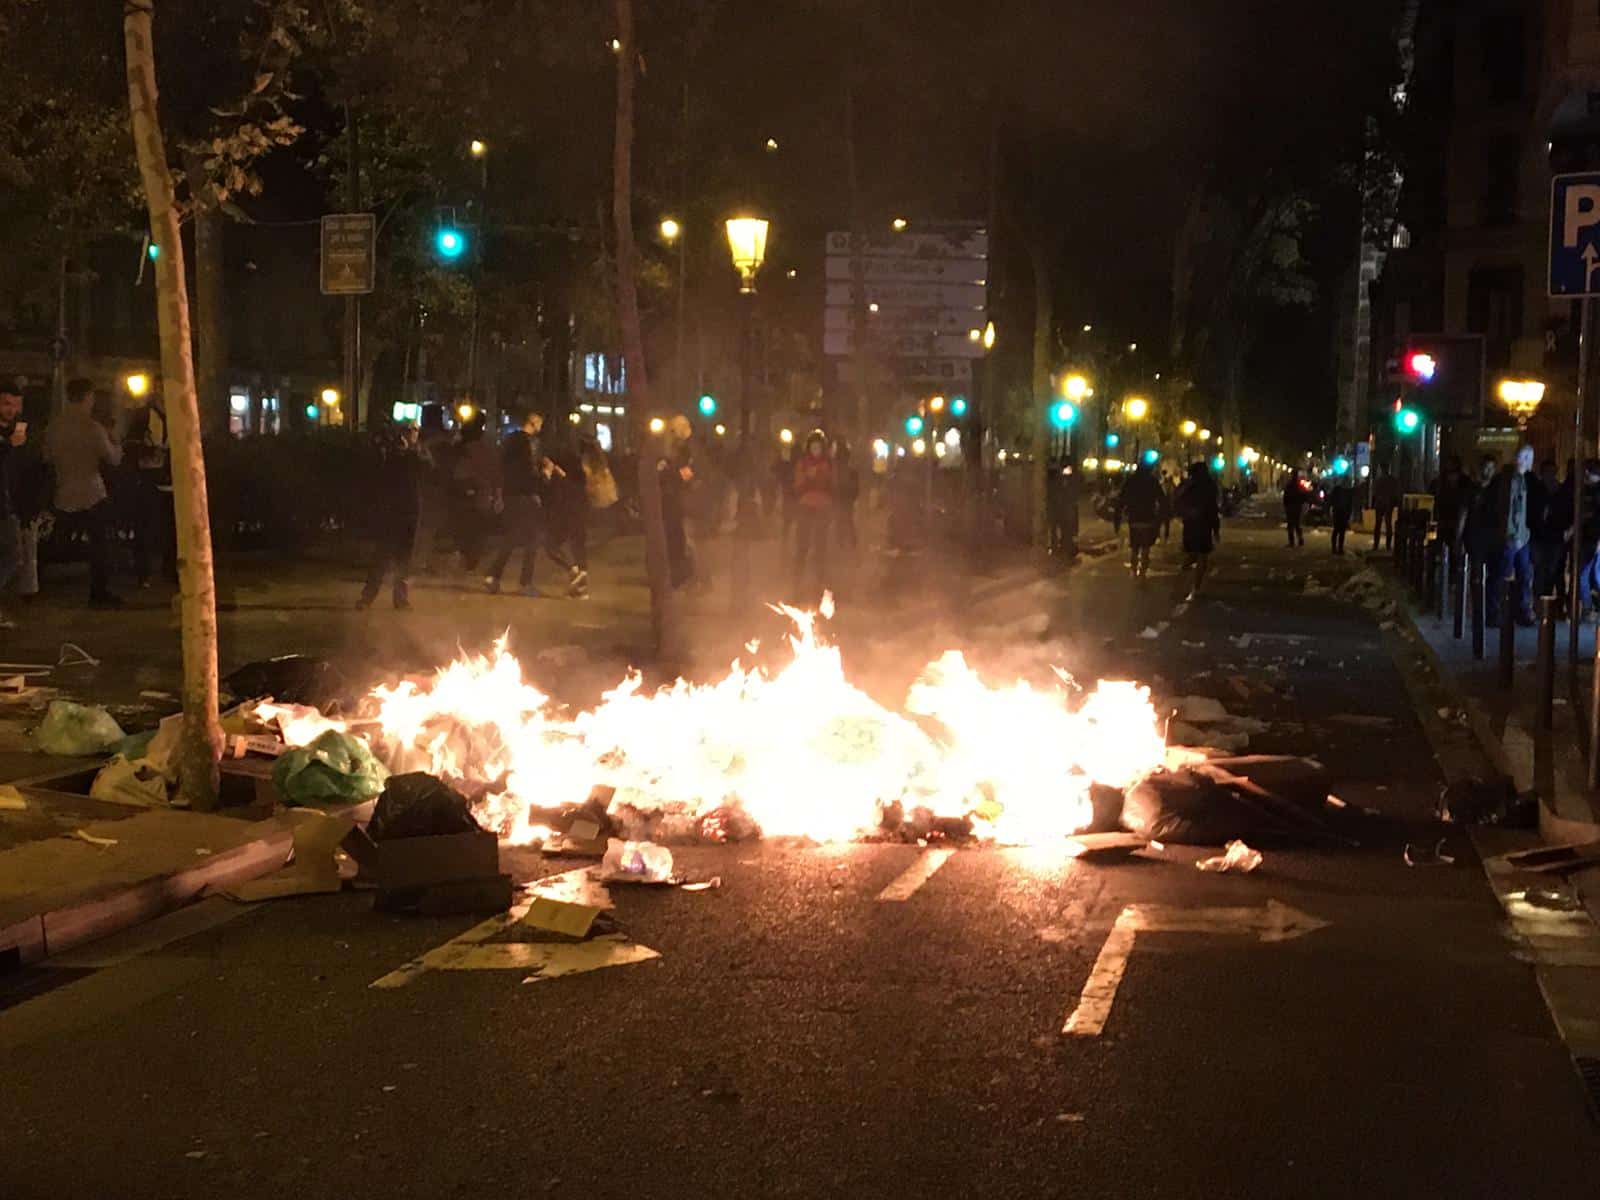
35, 701, 127, 756
271, 729, 389, 806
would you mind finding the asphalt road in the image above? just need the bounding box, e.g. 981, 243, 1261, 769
2, 512, 1597, 1199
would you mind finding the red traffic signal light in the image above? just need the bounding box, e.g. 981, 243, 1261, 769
1404, 351, 1437, 382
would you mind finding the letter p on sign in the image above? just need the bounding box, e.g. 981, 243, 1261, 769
1565, 185, 1600, 247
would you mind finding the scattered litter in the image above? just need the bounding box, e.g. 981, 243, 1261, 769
1436, 777, 1533, 827
1515, 885, 1583, 913
1404, 839, 1455, 867
1066, 831, 1148, 860
57, 643, 100, 668
598, 838, 674, 883
0, 784, 25, 810
1038, 925, 1069, 943
1333, 568, 1397, 617
1196, 839, 1263, 873
1329, 714, 1394, 728
195, 848, 211, 855
369, 773, 480, 840
271, 729, 388, 806
680, 877, 722, 892
222, 809, 355, 901
183, 1150, 208, 1161
1302, 577, 1330, 596
1123, 756, 1355, 846
1137, 623, 1167, 640
1324, 794, 1347, 809
69, 828, 118, 848
223, 655, 348, 709
0, 675, 24, 694
89, 755, 170, 808
139, 690, 178, 702
1497, 841, 1600, 876
1055, 1112, 1086, 1125
1173, 695, 1229, 724
1230, 634, 1253, 650
228, 733, 287, 759
35, 700, 125, 756
1182, 640, 1206, 649
521, 896, 602, 938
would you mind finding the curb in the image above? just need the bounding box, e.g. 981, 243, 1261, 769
0, 822, 293, 969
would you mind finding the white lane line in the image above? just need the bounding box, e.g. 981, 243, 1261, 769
876, 848, 955, 902
1061, 908, 1138, 1036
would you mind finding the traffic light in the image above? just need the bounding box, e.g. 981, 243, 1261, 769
1105, 432, 1120, 448
434, 226, 467, 261
1142, 448, 1160, 466
146, 242, 160, 262
1211, 453, 1225, 472
904, 414, 925, 437
1394, 406, 1421, 434
1050, 401, 1078, 429
1404, 351, 1436, 382
1332, 455, 1351, 476
697, 393, 717, 417
950, 395, 968, 417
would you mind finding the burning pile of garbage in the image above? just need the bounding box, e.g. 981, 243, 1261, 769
257, 599, 1171, 847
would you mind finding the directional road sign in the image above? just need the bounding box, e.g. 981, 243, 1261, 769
321, 212, 376, 296
1549, 173, 1600, 297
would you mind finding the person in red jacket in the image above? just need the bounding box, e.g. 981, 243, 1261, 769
792, 429, 835, 599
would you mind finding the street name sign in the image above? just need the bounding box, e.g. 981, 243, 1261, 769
321, 212, 376, 295
1549, 173, 1600, 297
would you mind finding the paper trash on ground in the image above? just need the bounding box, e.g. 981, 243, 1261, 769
222, 808, 355, 901
69, 828, 119, 848
597, 838, 674, 883
1196, 839, 1264, 873
0, 784, 26, 810
521, 896, 602, 938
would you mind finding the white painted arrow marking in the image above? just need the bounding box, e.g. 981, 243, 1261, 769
876, 848, 955, 901
1061, 900, 1330, 1036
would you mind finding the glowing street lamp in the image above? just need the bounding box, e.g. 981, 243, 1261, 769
320, 387, 341, 407
649, 416, 667, 434
891, 217, 908, 232
469, 138, 487, 158
1063, 374, 1091, 401
982, 321, 996, 350
659, 217, 682, 242
1179, 419, 1197, 437
1198, 427, 1212, 441
1497, 378, 1546, 429
125, 372, 151, 398
1124, 396, 1149, 422
779, 427, 794, 445
725, 217, 770, 293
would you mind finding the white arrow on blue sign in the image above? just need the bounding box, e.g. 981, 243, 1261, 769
1549, 173, 1600, 297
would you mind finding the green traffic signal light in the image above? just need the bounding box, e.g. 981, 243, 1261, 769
697, 393, 717, 417
950, 395, 968, 417
434, 227, 467, 260
904, 414, 925, 437
1050, 401, 1077, 429
1394, 407, 1421, 434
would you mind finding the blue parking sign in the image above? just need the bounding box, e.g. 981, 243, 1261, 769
1550, 173, 1600, 297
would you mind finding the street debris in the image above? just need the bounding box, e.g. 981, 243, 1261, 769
1066, 831, 1148, 860
35, 700, 125, 756
223, 655, 350, 709
1404, 839, 1455, 867
599, 838, 674, 883
222, 808, 355, 901
271, 729, 388, 805
521, 895, 602, 938
1122, 756, 1354, 846
89, 754, 170, 808
0, 783, 26, 810
1436, 777, 1533, 827
1196, 839, 1264, 874
69, 828, 118, 848
1329, 714, 1393, 728
1173, 695, 1229, 724
1496, 841, 1600, 876
1137, 623, 1167, 640
680, 877, 722, 892
1302, 577, 1330, 596
1334, 568, 1397, 617
369, 772, 481, 840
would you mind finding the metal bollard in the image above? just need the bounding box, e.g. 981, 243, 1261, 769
1537, 596, 1556, 730
1590, 625, 1600, 790
1434, 542, 1449, 620
1412, 526, 1428, 595
1499, 576, 1517, 689
1471, 559, 1485, 659
1453, 547, 1466, 639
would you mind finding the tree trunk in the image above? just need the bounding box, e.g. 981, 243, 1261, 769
123, 0, 223, 810
614, 0, 674, 658
1028, 241, 1053, 547
1223, 341, 1244, 485
186, 151, 226, 434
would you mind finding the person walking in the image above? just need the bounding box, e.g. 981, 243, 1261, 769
543, 433, 590, 598
659, 420, 698, 589
452, 419, 501, 573
1174, 460, 1221, 600
124, 386, 176, 587
792, 429, 835, 598
1371, 465, 1401, 551
833, 439, 860, 555
1047, 456, 1082, 558
484, 410, 552, 596
1329, 476, 1354, 554
1483, 444, 1537, 629
1283, 470, 1307, 547
357, 423, 425, 610
1433, 455, 1471, 564
44, 378, 123, 607
1114, 459, 1168, 578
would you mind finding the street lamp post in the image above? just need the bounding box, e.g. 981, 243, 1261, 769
660, 217, 686, 430
725, 216, 769, 602
467, 138, 489, 423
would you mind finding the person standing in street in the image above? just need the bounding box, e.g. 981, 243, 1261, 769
1463, 453, 1500, 620
124, 386, 176, 587
1282, 470, 1307, 547
1433, 455, 1471, 565
44, 378, 122, 608
0, 385, 31, 627
452, 418, 501, 573
1371, 464, 1401, 551
1114, 459, 1167, 578
1175, 460, 1221, 601
792, 429, 835, 599
357, 423, 425, 611
1483, 444, 1537, 629
543, 433, 590, 599
1329, 475, 1354, 555
485, 410, 551, 596
833, 439, 860, 556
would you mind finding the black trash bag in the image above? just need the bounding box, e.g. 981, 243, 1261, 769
223, 655, 350, 710
369, 772, 484, 841
1437, 776, 1532, 827
1123, 764, 1353, 846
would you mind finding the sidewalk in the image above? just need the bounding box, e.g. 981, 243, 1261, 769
1399, 559, 1600, 840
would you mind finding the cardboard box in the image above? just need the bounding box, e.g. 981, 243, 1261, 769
370, 830, 500, 889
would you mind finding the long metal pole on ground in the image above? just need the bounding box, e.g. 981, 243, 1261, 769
1571, 297, 1591, 667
